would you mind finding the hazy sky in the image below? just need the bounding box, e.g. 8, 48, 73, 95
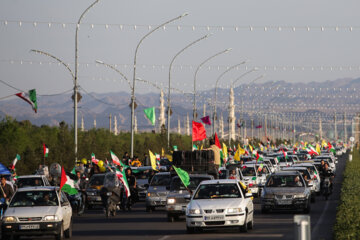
1, 0, 360, 97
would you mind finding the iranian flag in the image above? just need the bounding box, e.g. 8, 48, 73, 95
91, 153, 99, 165
328, 142, 336, 154
43, 144, 49, 157
115, 168, 130, 197
307, 144, 319, 156
253, 150, 263, 163
15, 89, 37, 113
10, 154, 20, 170
60, 166, 78, 195
110, 150, 121, 166
281, 149, 287, 159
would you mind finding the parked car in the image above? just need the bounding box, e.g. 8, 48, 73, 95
166, 174, 213, 222
261, 171, 312, 213
85, 173, 106, 209
186, 179, 254, 233
16, 175, 51, 188
1, 186, 72, 240
146, 172, 174, 212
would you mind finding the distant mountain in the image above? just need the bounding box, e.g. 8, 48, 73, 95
1, 77, 360, 131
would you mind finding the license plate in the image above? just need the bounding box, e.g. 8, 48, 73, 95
20, 224, 40, 230
277, 200, 292, 205
204, 215, 224, 221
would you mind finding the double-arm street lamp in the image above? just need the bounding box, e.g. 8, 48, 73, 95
30, 0, 100, 163
193, 48, 232, 121
167, 34, 211, 148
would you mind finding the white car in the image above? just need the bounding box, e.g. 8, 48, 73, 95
1, 186, 72, 240
16, 175, 51, 188
186, 179, 254, 233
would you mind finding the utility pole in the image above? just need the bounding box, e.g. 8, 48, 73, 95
109, 113, 112, 133
251, 118, 254, 140
334, 112, 337, 141
344, 112, 347, 143
319, 115, 323, 140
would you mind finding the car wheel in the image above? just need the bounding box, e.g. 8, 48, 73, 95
64, 220, 73, 238
239, 213, 248, 232
303, 200, 311, 214
55, 223, 64, 240
186, 226, 195, 234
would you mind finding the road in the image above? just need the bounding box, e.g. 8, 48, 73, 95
4, 153, 347, 240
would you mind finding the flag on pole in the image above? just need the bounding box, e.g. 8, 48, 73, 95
222, 143, 228, 164
214, 133, 221, 149
143, 107, 156, 126
234, 149, 240, 161
15, 89, 38, 113
115, 168, 131, 197
192, 121, 206, 142
316, 144, 321, 155
110, 150, 121, 166
43, 144, 49, 158
60, 166, 78, 195
328, 142, 336, 154
200, 116, 211, 125
173, 166, 190, 187
91, 153, 99, 165
10, 154, 20, 170
149, 150, 158, 171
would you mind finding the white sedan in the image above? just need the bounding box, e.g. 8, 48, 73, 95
186, 179, 254, 233
1, 186, 72, 240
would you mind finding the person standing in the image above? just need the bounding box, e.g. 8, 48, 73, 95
207, 138, 220, 179
125, 168, 137, 211
0, 176, 14, 214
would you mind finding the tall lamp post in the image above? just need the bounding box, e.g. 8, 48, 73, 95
131, 13, 188, 158
193, 48, 231, 121
167, 34, 211, 148
213, 61, 247, 135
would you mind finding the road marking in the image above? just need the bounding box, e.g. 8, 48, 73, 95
312, 194, 331, 236
158, 235, 170, 240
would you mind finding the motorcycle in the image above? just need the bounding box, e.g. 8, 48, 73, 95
322, 177, 331, 200
65, 191, 85, 216
100, 172, 122, 218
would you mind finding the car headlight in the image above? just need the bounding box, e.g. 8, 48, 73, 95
87, 191, 96, 196
147, 192, 155, 197
294, 194, 305, 199
106, 192, 112, 196
44, 215, 60, 221
188, 209, 201, 214
227, 208, 242, 213
167, 198, 176, 204
3, 216, 17, 223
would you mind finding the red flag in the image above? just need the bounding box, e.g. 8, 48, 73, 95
192, 121, 206, 142
256, 125, 262, 129
200, 116, 211, 125
214, 133, 221, 149
60, 166, 67, 190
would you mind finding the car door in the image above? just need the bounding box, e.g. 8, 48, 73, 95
60, 192, 72, 229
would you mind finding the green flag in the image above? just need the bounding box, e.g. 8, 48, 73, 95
173, 166, 190, 187
144, 107, 156, 126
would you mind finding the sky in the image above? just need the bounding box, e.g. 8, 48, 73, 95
0, 0, 360, 98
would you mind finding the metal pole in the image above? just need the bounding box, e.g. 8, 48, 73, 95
193, 49, 231, 121
132, 13, 188, 157
74, 0, 100, 162
167, 34, 211, 148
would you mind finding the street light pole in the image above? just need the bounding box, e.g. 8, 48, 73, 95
193, 48, 231, 121
74, 0, 100, 162
167, 34, 211, 148
213, 61, 247, 135
132, 13, 188, 158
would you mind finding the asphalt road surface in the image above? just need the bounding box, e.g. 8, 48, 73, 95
3, 153, 347, 240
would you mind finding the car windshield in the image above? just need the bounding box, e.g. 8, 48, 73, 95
194, 183, 241, 199
266, 175, 304, 187
150, 174, 171, 186
89, 175, 105, 186
17, 178, 44, 188
241, 166, 256, 176
134, 170, 151, 180
170, 177, 210, 191
10, 190, 58, 207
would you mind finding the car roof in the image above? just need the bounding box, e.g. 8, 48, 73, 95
172, 174, 213, 179
154, 172, 171, 176
199, 179, 239, 185
17, 175, 46, 179
16, 186, 58, 192
282, 167, 308, 171
294, 163, 315, 167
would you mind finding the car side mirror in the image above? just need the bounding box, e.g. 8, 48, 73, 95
245, 192, 253, 198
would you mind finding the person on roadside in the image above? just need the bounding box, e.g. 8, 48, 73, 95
0, 176, 14, 213
131, 156, 142, 167
207, 138, 221, 179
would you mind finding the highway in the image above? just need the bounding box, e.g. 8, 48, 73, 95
3, 153, 346, 240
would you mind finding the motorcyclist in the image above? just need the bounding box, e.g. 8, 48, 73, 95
73, 171, 86, 214
125, 168, 137, 211
320, 163, 334, 191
